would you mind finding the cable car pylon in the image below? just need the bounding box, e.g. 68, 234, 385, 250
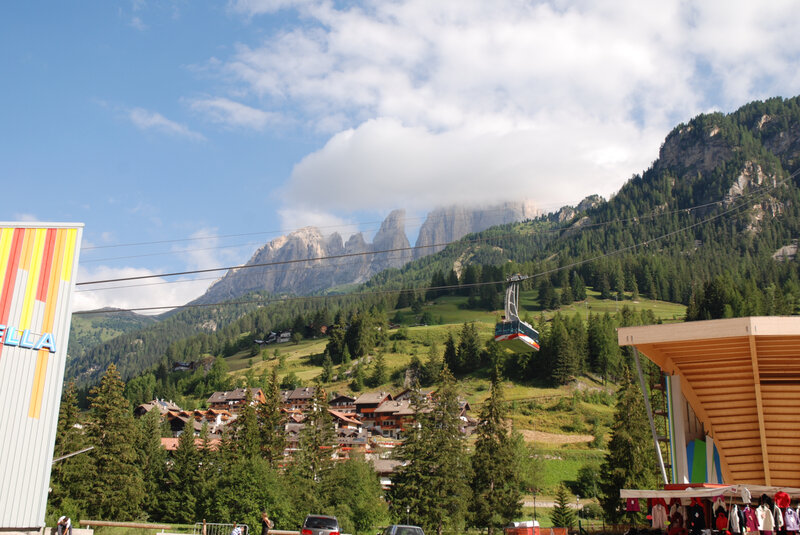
494, 274, 540, 352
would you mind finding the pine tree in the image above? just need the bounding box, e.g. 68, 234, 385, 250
85, 364, 145, 520
457, 322, 481, 374
369, 351, 387, 387
292, 387, 336, 484
550, 484, 576, 528
422, 343, 442, 386
258, 368, 286, 467
48, 381, 91, 520
390, 367, 471, 535
443, 334, 459, 373
598, 370, 660, 522
231, 387, 260, 460
321, 351, 335, 382
469, 372, 521, 535
162, 419, 200, 523
137, 409, 167, 521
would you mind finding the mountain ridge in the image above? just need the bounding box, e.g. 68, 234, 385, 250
66, 95, 800, 386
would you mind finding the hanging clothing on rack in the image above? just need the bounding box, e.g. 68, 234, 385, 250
653, 500, 669, 530
785, 507, 800, 532
729, 504, 744, 534
758, 504, 776, 531
775, 505, 785, 531
775, 493, 791, 509
671, 498, 687, 524
744, 506, 758, 533
688, 501, 706, 535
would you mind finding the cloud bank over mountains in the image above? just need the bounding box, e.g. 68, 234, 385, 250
208, 0, 800, 225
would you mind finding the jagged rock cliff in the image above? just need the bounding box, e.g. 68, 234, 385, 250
195, 201, 540, 301
414, 200, 540, 258
195, 210, 412, 301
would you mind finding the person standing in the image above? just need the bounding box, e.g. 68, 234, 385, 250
230, 522, 242, 535
57, 516, 72, 535
261, 511, 273, 535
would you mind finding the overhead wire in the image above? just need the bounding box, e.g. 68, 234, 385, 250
76, 167, 796, 289
74, 166, 798, 314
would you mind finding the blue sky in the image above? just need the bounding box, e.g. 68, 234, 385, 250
2, 0, 800, 312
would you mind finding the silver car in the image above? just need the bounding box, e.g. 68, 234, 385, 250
381, 525, 424, 535
302, 515, 340, 535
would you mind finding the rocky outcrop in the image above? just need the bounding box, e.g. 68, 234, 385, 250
371, 209, 412, 272
414, 201, 539, 258
195, 210, 412, 301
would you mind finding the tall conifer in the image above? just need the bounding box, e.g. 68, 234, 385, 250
470, 371, 521, 535
86, 364, 145, 519
598, 370, 660, 522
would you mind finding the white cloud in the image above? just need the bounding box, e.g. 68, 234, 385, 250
130, 16, 147, 31
73, 265, 211, 315
128, 107, 205, 141
13, 213, 40, 222
177, 228, 251, 271
284, 116, 660, 214
189, 97, 282, 130
214, 0, 800, 217
229, 0, 306, 16
276, 208, 355, 236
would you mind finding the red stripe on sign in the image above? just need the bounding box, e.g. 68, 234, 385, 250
0, 228, 25, 324
0, 228, 26, 362
36, 228, 57, 302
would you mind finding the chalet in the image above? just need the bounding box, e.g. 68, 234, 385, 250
336, 428, 369, 458
207, 387, 266, 411
284, 386, 316, 411
373, 400, 417, 438
134, 398, 181, 417
371, 458, 402, 490
329, 409, 362, 431
354, 391, 392, 430
329, 394, 356, 413
277, 330, 292, 344
393, 388, 434, 402
164, 408, 234, 437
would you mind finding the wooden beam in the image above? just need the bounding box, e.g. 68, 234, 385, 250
750, 334, 771, 485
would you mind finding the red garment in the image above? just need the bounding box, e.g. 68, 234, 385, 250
716, 512, 729, 530
627, 498, 641, 512
775, 492, 791, 509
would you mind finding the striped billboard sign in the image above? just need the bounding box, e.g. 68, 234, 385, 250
0, 223, 83, 529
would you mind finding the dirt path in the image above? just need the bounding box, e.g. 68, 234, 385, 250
519, 429, 594, 444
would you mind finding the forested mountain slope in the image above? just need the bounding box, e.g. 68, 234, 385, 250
68, 96, 800, 386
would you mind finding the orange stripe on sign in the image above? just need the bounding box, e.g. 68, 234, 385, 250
37, 228, 56, 302
28, 229, 67, 419
20, 228, 46, 329
20, 227, 34, 270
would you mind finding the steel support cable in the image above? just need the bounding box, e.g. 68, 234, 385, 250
73, 175, 788, 315
76, 170, 795, 289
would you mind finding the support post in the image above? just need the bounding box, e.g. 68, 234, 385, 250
633, 347, 669, 485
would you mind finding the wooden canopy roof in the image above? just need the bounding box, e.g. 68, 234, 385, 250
618, 317, 800, 487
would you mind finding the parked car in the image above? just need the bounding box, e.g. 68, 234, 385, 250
381, 525, 424, 535
302, 515, 340, 535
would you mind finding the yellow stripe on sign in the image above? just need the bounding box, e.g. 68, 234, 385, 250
29, 230, 67, 419
29, 350, 47, 419
19, 228, 47, 329
20, 227, 34, 270
0, 228, 13, 297
61, 228, 76, 282
20, 228, 46, 329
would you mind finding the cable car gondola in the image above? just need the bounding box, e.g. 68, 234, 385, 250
494, 274, 540, 352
